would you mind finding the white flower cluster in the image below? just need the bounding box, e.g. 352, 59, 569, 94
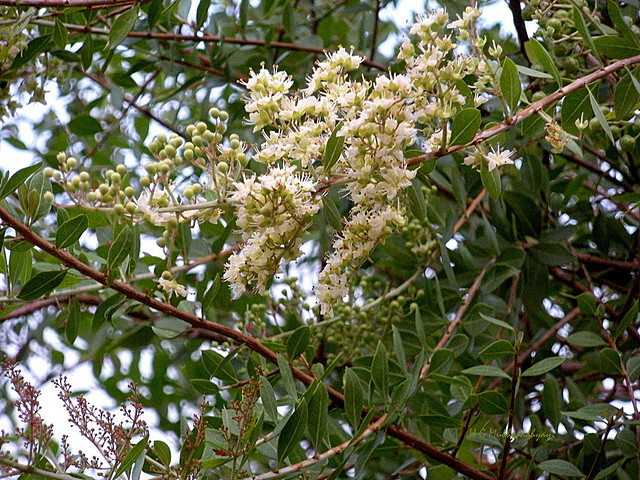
223, 166, 320, 296
225, 7, 494, 314
464, 146, 515, 171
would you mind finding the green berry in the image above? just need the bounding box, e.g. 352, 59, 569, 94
44, 191, 54, 203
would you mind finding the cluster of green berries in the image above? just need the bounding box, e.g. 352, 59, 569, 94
403, 184, 437, 258
588, 106, 640, 153
142, 133, 184, 188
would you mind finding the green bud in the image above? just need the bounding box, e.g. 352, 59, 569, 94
126, 201, 136, 213
218, 161, 229, 174
66, 157, 77, 168
79, 171, 90, 182
111, 172, 121, 184
44, 167, 54, 178
114, 204, 126, 215
156, 237, 167, 248
192, 183, 202, 195
140, 176, 151, 188
56, 152, 67, 163
196, 121, 207, 134
219, 111, 229, 121
124, 186, 135, 197
44, 191, 54, 203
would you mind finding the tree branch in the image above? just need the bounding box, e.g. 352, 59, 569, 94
0, 205, 494, 480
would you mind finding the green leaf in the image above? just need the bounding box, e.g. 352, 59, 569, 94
480, 159, 501, 199
616, 427, 639, 458
626, 356, 640, 382
516, 64, 552, 79
322, 196, 342, 230
577, 292, 596, 315
190, 378, 220, 395
113, 435, 148, 479
277, 400, 307, 464
324, 121, 344, 173
607, 0, 640, 47
528, 38, 562, 86
419, 414, 461, 428
68, 115, 102, 136
107, 6, 139, 50
53, 18, 68, 49
529, 242, 574, 266
543, 374, 561, 429
196, 0, 211, 29
287, 325, 310, 359
391, 325, 407, 373
479, 313, 515, 331
565, 331, 606, 348
449, 108, 481, 146
407, 178, 427, 219
18, 270, 67, 300
478, 391, 509, 414
307, 380, 329, 451
479, 340, 515, 361
521, 357, 565, 377
573, 6, 600, 63
0, 162, 42, 200
11, 35, 52, 69
593, 35, 640, 59
344, 368, 364, 428
614, 73, 640, 120
153, 440, 171, 466
56, 214, 88, 249
428, 349, 454, 376
500, 57, 521, 114
613, 301, 637, 339
371, 341, 389, 402
66, 296, 80, 345
260, 376, 278, 422
462, 365, 511, 379
599, 347, 622, 374
277, 354, 297, 400
202, 350, 237, 383
202, 273, 221, 310
538, 459, 585, 477
108, 225, 133, 269
561, 88, 592, 135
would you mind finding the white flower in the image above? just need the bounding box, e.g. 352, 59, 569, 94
134, 190, 173, 226
485, 146, 515, 171
157, 277, 188, 297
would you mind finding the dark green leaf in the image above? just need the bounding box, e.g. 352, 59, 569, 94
202, 273, 221, 310
11, 35, 52, 69
344, 368, 364, 428
529, 242, 573, 266
538, 459, 585, 477
66, 297, 80, 345
626, 356, 640, 382
324, 122, 344, 173
599, 348, 622, 375
614, 73, 640, 120
202, 350, 237, 383
593, 35, 640, 59
500, 57, 521, 114
190, 379, 220, 395
521, 357, 565, 377
107, 6, 139, 50
371, 341, 389, 401
287, 325, 311, 359
607, 0, 640, 47
277, 354, 297, 400
113, 436, 148, 479
322, 196, 342, 230
53, 18, 68, 49
68, 115, 102, 136
391, 325, 407, 373
307, 380, 329, 450
56, 214, 88, 249
407, 178, 427, 219
480, 159, 501, 199
93, 292, 125, 329
449, 108, 481, 146
462, 365, 511, 379
577, 292, 596, 315
479, 340, 515, 361
108, 225, 133, 269
18, 270, 67, 300
566, 331, 606, 348
428, 349, 454, 376
573, 6, 600, 63
561, 88, 592, 135
277, 400, 307, 464
613, 301, 637, 339
543, 374, 561, 429
478, 391, 509, 414
196, 0, 211, 28
0, 162, 42, 200
528, 38, 562, 86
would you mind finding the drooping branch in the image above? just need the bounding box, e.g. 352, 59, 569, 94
0, 205, 494, 480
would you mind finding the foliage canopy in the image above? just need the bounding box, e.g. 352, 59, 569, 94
1, 0, 640, 479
